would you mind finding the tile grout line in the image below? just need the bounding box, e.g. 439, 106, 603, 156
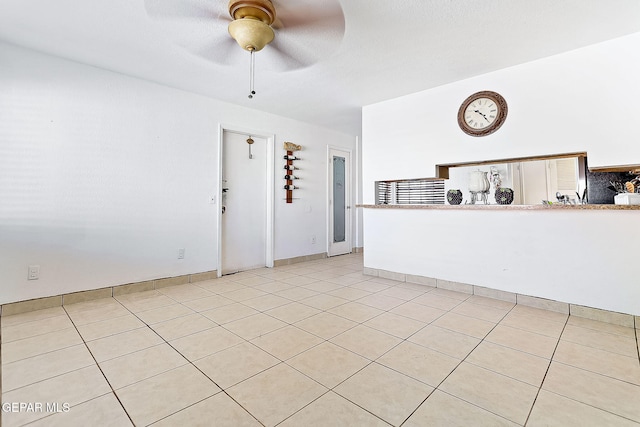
271, 277, 514, 426
61, 304, 136, 427
74, 296, 231, 391
88, 292, 269, 424
635, 316, 640, 365
277, 336, 391, 426
273, 386, 392, 427
522, 314, 570, 426
231, 272, 422, 426
201, 263, 382, 425
397, 298, 519, 426
396, 284, 640, 425
522, 319, 640, 425
114, 298, 268, 427
269, 283, 512, 426
203, 266, 634, 426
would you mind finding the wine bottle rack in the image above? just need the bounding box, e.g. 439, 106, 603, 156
284, 144, 301, 203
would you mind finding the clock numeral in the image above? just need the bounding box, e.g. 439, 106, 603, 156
489, 115, 495, 119
490, 109, 497, 113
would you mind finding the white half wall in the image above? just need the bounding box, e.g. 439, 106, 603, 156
0, 43, 358, 304
365, 208, 640, 316
361, 33, 640, 316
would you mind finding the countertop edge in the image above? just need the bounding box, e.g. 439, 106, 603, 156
357, 204, 640, 210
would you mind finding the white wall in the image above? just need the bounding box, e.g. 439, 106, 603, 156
363, 32, 640, 202
0, 43, 357, 304
362, 33, 640, 315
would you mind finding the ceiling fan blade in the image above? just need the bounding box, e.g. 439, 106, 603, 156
272, 0, 344, 32
267, 0, 345, 69
265, 25, 344, 70
193, 38, 246, 67
152, 18, 229, 52
145, 0, 240, 66
144, 0, 226, 22
261, 38, 307, 71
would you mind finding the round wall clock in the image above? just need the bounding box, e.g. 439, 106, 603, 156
457, 91, 508, 137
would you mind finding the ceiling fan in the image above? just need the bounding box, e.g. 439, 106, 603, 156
145, 0, 345, 98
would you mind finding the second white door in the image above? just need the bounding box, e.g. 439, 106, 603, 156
328, 148, 351, 256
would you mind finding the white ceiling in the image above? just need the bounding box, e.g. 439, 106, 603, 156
1, 0, 639, 136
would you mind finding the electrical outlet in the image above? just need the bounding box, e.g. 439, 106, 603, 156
310, 235, 316, 244
28, 265, 40, 280
178, 248, 185, 259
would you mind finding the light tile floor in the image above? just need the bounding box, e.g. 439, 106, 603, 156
2, 253, 640, 426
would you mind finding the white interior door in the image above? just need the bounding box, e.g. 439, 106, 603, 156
328, 148, 352, 256
221, 131, 267, 274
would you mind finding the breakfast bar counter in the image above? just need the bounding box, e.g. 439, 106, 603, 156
360, 202, 640, 317
359, 204, 640, 210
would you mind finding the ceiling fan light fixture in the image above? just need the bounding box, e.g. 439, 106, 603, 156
228, 0, 276, 24
228, 18, 274, 52
226, 0, 278, 99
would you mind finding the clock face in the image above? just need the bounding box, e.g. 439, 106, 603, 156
464, 98, 498, 129
458, 91, 508, 137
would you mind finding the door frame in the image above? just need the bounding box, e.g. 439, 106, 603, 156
327, 146, 353, 256
216, 124, 275, 277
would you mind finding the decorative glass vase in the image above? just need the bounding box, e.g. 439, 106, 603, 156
469, 170, 490, 193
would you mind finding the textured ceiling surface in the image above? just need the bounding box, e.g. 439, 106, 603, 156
1, 0, 639, 136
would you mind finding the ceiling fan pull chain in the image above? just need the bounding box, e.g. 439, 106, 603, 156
248, 48, 256, 99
